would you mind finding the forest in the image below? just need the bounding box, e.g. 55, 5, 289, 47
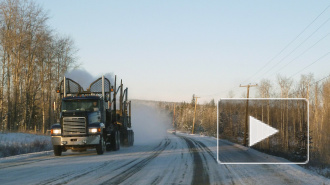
161, 74, 330, 170
0, 0, 77, 133
219, 99, 308, 163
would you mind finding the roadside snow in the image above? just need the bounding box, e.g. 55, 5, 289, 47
178, 132, 330, 184
0, 132, 52, 158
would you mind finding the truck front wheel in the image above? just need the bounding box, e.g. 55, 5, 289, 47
53, 145, 62, 156
130, 131, 134, 146
96, 136, 105, 155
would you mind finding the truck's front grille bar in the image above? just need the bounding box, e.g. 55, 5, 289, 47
63, 117, 86, 136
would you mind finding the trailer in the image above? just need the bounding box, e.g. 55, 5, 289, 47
50, 75, 134, 156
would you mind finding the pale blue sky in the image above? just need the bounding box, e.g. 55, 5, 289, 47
36, 0, 330, 102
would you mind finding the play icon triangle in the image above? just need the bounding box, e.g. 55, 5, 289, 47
249, 116, 279, 147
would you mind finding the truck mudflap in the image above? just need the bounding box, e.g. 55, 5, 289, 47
52, 135, 101, 146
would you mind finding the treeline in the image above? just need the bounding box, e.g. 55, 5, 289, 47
219, 99, 308, 162
0, 0, 76, 133
160, 73, 330, 168
158, 95, 217, 136
257, 74, 330, 167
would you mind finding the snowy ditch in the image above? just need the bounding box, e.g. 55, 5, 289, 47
0, 132, 52, 158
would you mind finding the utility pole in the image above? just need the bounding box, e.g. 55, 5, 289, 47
240, 84, 258, 146
192, 96, 200, 134
173, 103, 176, 129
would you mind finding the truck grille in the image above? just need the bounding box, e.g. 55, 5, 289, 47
63, 117, 86, 136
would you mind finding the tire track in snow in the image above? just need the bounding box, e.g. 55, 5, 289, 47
37, 160, 112, 185
149, 134, 192, 185
195, 139, 237, 184
194, 140, 217, 162
180, 136, 238, 185
38, 139, 169, 185
0, 155, 56, 169
35, 172, 76, 185
179, 135, 210, 185
100, 137, 171, 185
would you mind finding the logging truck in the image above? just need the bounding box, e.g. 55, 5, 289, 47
50, 76, 134, 156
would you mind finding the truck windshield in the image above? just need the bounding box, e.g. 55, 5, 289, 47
61, 100, 99, 112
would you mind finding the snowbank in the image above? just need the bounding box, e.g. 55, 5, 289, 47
0, 132, 52, 158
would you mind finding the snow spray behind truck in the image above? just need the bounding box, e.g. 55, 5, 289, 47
50, 76, 134, 156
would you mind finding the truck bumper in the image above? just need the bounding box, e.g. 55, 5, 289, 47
51, 135, 100, 146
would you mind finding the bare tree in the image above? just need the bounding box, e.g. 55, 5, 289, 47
0, 0, 76, 132
257, 79, 272, 149
277, 75, 293, 150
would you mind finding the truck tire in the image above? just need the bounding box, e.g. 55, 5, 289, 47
123, 130, 130, 146
112, 131, 120, 151
123, 130, 134, 146
106, 143, 112, 151
116, 131, 120, 150
128, 130, 133, 146
130, 131, 134, 146
96, 136, 105, 155
53, 145, 62, 156
127, 130, 131, 146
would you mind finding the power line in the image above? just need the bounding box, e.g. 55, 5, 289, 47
219, 52, 330, 98
241, 4, 330, 85
268, 31, 330, 78
256, 16, 330, 81
198, 5, 330, 99
210, 52, 330, 100
315, 74, 330, 84
289, 51, 330, 79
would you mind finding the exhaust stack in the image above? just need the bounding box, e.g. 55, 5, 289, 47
64, 76, 67, 97
102, 75, 105, 99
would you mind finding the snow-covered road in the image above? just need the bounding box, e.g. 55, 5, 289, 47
0, 133, 328, 185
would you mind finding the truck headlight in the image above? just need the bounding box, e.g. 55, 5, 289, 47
89, 127, 101, 134
51, 128, 61, 135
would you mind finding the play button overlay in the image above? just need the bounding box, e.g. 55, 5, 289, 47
217, 98, 309, 164
249, 116, 278, 147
